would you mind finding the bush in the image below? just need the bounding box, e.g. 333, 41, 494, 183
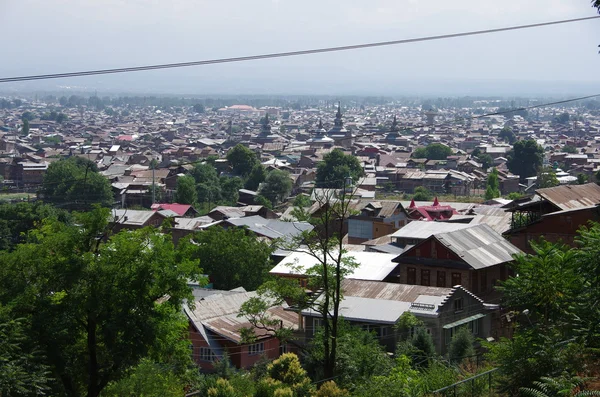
448, 327, 475, 364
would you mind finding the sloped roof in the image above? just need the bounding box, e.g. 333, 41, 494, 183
433, 224, 522, 269
536, 183, 600, 211
151, 203, 193, 216
225, 215, 313, 240
391, 221, 472, 240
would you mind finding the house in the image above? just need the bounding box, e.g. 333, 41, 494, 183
347, 201, 410, 244
184, 290, 298, 371
151, 203, 199, 217
504, 183, 600, 253
110, 209, 171, 232
406, 198, 458, 221
301, 279, 499, 354
391, 224, 522, 299
220, 215, 313, 242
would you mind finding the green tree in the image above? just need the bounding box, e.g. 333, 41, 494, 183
507, 139, 544, 181
477, 153, 493, 170
191, 227, 273, 291
562, 145, 577, 154
447, 327, 475, 364
259, 169, 293, 206
175, 175, 197, 205
21, 118, 30, 135
255, 194, 273, 209
412, 186, 433, 201
100, 359, 184, 397
293, 195, 312, 208
555, 112, 570, 124
193, 103, 205, 113
499, 126, 517, 144
316, 148, 364, 188
537, 167, 560, 189
0, 208, 201, 397
56, 113, 68, 123
485, 168, 501, 200
227, 144, 259, 177
42, 157, 113, 209
220, 176, 243, 204
21, 111, 35, 121
245, 163, 267, 191
412, 143, 452, 160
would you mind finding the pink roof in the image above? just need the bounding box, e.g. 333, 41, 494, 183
151, 203, 192, 216
409, 199, 416, 209
116, 135, 134, 141
432, 197, 440, 207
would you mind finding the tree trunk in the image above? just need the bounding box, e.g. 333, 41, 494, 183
87, 316, 99, 397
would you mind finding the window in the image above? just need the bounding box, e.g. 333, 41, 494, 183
437, 271, 446, 287
313, 317, 324, 335
469, 319, 479, 335
421, 269, 430, 286
362, 324, 388, 339
454, 298, 464, 313
248, 342, 265, 356
279, 343, 288, 355
199, 347, 215, 362
407, 267, 417, 284
452, 272, 462, 286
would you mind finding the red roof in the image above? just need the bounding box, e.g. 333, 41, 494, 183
116, 135, 134, 141
151, 203, 192, 216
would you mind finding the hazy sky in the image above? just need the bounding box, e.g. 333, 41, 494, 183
1, 0, 600, 96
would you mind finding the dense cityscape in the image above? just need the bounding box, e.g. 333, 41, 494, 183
2, 1, 600, 396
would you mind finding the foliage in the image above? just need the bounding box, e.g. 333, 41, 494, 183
260, 169, 293, 206
412, 143, 453, 160
0, 208, 201, 397
221, 176, 244, 204
555, 112, 570, 124
507, 192, 525, 200
520, 374, 600, 397
313, 381, 349, 397
577, 173, 588, 185
412, 186, 433, 201
447, 327, 475, 364
315, 149, 364, 188
245, 164, 268, 191
42, 157, 113, 209
563, 145, 577, 154
191, 227, 273, 291
266, 353, 313, 396
0, 307, 51, 397
255, 194, 274, 209
293, 195, 312, 208
175, 175, 198, 205
499, 126, 517, 144
21, 118, 30, 135
477, 153, 493, 170
193, 103, 205, 113
227, 144, 259, 177
0, 201, 71, 251
507, 139, 544, 181
537, 167, 560, 189
485, 168, 501, 200
100, 359, 185, 397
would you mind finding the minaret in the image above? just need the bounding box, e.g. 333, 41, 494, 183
387, 115, 400, 142
328, 102, 347, 136
260, 113, 271, 136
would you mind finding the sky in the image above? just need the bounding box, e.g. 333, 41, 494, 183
1, 0, 600, 96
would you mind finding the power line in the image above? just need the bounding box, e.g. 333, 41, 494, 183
1, 16, 598, 83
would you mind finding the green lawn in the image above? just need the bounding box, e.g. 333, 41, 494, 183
0, 192, 33, 202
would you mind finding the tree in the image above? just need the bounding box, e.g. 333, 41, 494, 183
562, 145, 577, 154
477, 153, 493, 170
220, 176, 243, 204
245, 163, 267, 191
0, 208, 201, 397
413, 186, 433, 201
293, 195, 312, 208
577, 173, 588, 185
485, 168, 501, 200
21, 111, 35, 121
175, 175, 197, 205
499, 126, 517, 144
447, 327, 475, 364
411, 143, 452, 160
42, 157, 113, 209
555, 112, 570, 124
191, 227, 273, 291
259, 169, 293, 206
316, 149, 364, 188
537, 167, 559, 189
193, 103, 205, 113
100, 359, 183, 397
226, 144, 259, 177
507, 139, 544, 181
21, 118, 30, 135
254, 194, 273, 209
240, 188, 359, 380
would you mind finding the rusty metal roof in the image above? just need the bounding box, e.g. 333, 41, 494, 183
536, 183, 600, 211
341, 279, 452, 301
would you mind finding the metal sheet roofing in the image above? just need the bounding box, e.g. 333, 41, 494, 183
270, 251, 398, 281
391, 221, 472, 240
434, 224, 522, 269
536, 183, 600, 210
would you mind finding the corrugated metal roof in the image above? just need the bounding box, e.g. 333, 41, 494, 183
270, 251, 398, 281
536, 183, 600, 210
391, 221, 472, 240
434, 224, 521, 269
226, 216, 313, 240
341, 279, 453, 301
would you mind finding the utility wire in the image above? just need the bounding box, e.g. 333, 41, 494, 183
0, 16, 598, 83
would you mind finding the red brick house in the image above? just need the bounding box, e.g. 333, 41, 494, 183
391, 224, 522, 299
184, 290, 298, 371
504, 183, 600, 253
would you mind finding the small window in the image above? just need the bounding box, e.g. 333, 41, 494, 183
452, 272, 462, 286
437, 271, 446, 287
199, 347, 215, 362
248, 342, 265, 356
454, 298, 464, 313
469, 319, 479, 335
279, 343, 288, 355
313, 317, 324, 335
421, 269, 430, 286
407, 267, 417, 284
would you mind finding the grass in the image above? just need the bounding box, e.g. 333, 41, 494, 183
0, 192, 33, 202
